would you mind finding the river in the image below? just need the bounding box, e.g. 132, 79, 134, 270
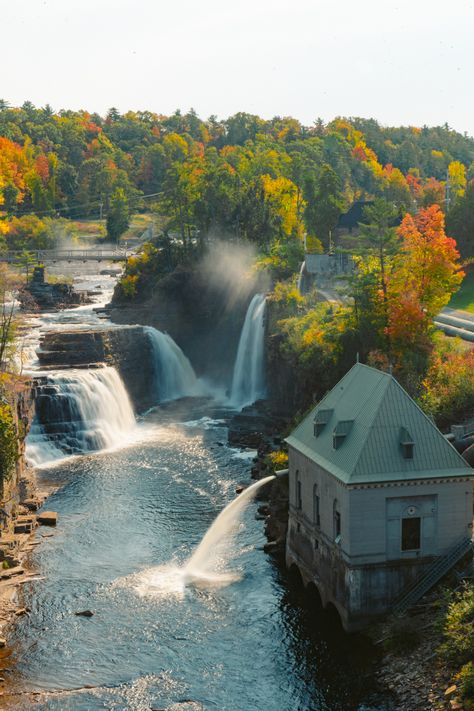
1, 267, 394, 711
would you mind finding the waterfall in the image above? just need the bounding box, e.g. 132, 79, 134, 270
230, 294, 266, 409
27, 366, 135, 466
297, 261, 306, 295
144, 326, 202, 403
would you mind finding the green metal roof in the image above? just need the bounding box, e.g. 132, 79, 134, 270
286, 363, 472, 485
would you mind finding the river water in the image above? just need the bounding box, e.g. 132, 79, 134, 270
1, 269, 393, 711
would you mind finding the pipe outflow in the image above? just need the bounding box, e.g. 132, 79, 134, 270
275, 468, 289, 479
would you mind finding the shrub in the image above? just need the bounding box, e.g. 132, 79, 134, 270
440, 583, 474, 665
0, 401, 18, 481
418, 334, 474, 426
265, 451, 288, 473
458, 662, 474, 704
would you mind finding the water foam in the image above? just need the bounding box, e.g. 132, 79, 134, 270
126, 475, 274, 598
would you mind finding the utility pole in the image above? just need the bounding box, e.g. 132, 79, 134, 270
99, 199, 103, 221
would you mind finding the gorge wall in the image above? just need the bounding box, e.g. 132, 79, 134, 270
110, 265, 257, 386
0, 377, 36, 535
37, 326, 156, 412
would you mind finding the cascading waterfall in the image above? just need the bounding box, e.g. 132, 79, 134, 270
297, 261, 306, 295
230, 293, 266, 409
144, 326, 202, 403
27, 366, 135, 466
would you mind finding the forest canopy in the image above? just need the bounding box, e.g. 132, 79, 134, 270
0, 103, 473, 254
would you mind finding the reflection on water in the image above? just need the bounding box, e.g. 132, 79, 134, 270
2, 409, 393, 711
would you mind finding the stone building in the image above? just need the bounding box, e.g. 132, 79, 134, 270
285, 363, 473, 631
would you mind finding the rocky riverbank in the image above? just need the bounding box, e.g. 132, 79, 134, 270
373, 578, 473, 711
0, 376, 53, 659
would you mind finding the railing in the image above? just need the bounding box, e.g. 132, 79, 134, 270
392, 537, 473, 615
0, 249, 132, 263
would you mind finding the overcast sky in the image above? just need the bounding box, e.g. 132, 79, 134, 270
2, 0, 473, 135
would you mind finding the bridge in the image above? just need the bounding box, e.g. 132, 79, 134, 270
0, 248, 132, 264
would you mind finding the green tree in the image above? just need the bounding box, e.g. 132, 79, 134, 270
106, 188, 129, 243
446, 181, 474, 258
358, 198, 401, 306
303, 164, 345, 250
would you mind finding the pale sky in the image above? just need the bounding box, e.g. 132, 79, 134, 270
2, 0, 474, 135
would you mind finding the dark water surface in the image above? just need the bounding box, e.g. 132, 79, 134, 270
3, 406, 393, 711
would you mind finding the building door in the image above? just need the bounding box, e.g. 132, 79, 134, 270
386, 495, 438, 559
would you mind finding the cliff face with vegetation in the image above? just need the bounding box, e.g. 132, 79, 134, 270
0, 376, 35, 534
110, 258, 263, 385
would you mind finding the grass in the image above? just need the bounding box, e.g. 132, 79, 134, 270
449, 271, 474, 314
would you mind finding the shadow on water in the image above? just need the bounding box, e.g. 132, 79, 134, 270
276, 564, 396, 711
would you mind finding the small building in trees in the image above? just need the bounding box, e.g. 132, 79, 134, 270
285, 363, 473, 631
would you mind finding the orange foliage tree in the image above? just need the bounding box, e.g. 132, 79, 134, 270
386, 205, 464, 359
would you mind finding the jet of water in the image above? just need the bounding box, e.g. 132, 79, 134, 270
184, 474, 275, 581
128, 475, 276, 597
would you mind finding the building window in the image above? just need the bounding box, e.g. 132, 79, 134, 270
313, 485, 320, 526
333, 499, 341, 541
401, 517, 421, 551
296, 471, 302, 510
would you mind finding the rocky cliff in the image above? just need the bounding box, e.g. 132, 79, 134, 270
109, 266, 251, 386
0, 377, 36, 535
37, 326, 156, 411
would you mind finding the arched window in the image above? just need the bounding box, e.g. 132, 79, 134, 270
313, 484, 320, 526
333, 499, 341, 541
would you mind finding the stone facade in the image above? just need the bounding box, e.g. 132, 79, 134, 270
285, 364, 473, 631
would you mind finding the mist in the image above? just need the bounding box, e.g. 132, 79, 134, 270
198, 240, 270, 312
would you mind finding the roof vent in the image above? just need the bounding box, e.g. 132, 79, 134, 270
332, 420, 354, 449
400, 427, 415, 459
313, 409, 333, 437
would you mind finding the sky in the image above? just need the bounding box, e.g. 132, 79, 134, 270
2, 0, 474, 135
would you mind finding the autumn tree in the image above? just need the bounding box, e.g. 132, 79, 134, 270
386, 205, 464, 366
447, 160, 467, 203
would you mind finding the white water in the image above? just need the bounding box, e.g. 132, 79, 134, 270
297, 261, 306, 295
230, 294, 266, 409
26, 366, 136, 467
145, 326, 202, 403
130, 474, 275, 597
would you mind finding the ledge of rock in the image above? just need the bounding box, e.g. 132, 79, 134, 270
36, 326, 156, 412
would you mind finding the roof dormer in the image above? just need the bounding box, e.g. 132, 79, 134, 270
399, 427, 415, 460
313, 408, 333, 437
333, 420, 354, 449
